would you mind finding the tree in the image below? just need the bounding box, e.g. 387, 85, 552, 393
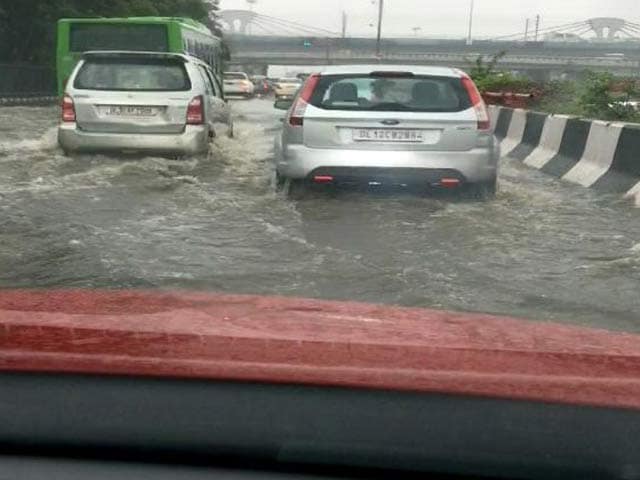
466, 51, 533, 94
203, 0, 224, 37
577, 72, 639, 122
0, 0, 211, 64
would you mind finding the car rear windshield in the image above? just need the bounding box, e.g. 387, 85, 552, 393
309, 74, 472, 112
74, 58, 191, 91
69, 24, 169, 53
224, 73, 247, 80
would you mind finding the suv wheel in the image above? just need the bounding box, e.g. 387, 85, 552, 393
276, 173, 307, 199
467, 179, 497, 200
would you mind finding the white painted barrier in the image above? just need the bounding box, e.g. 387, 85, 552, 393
499, 109, 527, 156
523, 115, 570, 169
488, 105, 501, 131
563, 122, 624, 188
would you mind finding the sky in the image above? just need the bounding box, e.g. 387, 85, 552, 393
220, 0, 640, 38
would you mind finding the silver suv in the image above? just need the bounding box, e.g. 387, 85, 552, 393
274, 65, 499, 197
59, 51, 233, 156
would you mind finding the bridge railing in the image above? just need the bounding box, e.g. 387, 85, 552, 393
232, 50, 640, 68
0, 63, 56, 98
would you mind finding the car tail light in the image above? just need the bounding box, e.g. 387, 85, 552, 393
288, 73, 320, 127
461, 75, 491, 131
440, 178, 461, 188
61, 94, 76, 122
186, 96, 204, 125
313, 175, 334, 183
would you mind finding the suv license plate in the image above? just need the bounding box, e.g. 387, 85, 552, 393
105, 106, 157, 117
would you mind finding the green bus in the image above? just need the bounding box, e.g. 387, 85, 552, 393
56, 17, 225, 95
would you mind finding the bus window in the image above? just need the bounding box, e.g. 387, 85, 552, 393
69, 24, 169, 52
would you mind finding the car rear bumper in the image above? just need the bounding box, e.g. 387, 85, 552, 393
58, 124, 209, 155
277, 143, 500, 185
224, 87, 254, 96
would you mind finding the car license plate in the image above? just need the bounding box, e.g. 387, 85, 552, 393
104, 106, 157, 117
352, 129, 430, 143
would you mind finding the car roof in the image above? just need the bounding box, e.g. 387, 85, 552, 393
316, 65, 465, 78
224, 72, 248, 75
81, 50, 203, 64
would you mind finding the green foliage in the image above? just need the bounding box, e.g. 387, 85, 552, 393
576, 72, 640, 122
0, 0, 215, 64
531, 80, 580, 115
467, 52, 533, 94
530, 73, 640, 123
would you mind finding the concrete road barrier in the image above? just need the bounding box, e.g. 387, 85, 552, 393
524, 115, 571, 169
591, 125, 640, 195
563, 121, 624, 188
499, 109, 527, 157
507, 112, 547, 161
493, 108, 513, 141
488, 105, 501, 131
540, 118, 591, 178
490, 107, 640, 202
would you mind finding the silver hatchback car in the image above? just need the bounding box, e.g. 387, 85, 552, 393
59, 51, 233, 156
274, 65, 499, 197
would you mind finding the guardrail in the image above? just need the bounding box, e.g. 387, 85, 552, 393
490, 106, 640, 203
0, 63, 57, 105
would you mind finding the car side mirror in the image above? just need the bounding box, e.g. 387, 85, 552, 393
274, 98, 294, 110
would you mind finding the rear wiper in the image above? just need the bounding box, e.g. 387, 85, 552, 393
368, 103, 412, 111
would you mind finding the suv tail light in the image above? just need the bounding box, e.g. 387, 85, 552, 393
288, 73, 320, 127
186, 96, 204, 125
61, 94, 76, 122
461, 75, 491, 131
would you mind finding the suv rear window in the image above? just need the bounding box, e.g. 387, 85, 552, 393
309, 74, 472, 112
74, 58, 191, 91
224, 73, 247, 80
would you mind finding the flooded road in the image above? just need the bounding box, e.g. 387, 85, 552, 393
1, 99, 639, 332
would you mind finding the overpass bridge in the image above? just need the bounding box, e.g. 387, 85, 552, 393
227, 38, 640, 78
221, 11, 640, 78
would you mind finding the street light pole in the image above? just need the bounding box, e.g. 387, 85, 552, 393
466, 0, 475, 45
375, 0, 384, 58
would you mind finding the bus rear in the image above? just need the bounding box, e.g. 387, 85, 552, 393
56, 19, 175, 96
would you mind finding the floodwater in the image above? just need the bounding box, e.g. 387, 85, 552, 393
1, 99, 639, 332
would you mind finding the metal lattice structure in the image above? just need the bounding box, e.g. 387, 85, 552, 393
492, 17, 640, 42
220, 9, 340, 37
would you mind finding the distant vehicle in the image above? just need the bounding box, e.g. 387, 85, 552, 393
273, 65, 499, 198
58, 51, 233, 156
56, 17, 225, 96
251, 75, 271, 96
273, 77, 303, 99
223, 72, 255, 98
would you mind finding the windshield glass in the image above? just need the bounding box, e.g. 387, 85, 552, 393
74, 58, 190, 91
2, 1, 640, 476
310, 74, 471, 112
